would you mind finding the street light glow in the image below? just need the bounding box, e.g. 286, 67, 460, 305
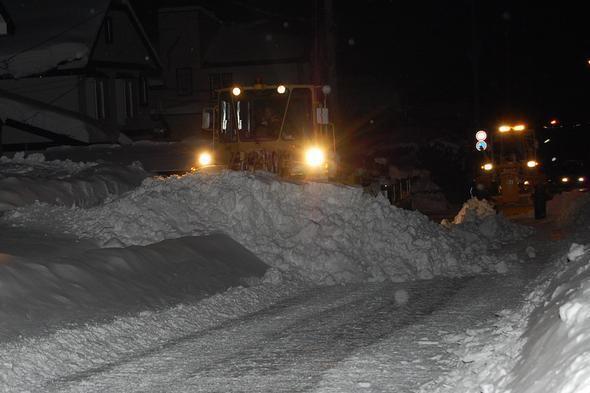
499, 125, 511, 132
483, 163, 493, 171
526, 160, 538, 168
232, 87, 242, 96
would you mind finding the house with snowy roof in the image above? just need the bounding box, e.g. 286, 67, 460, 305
157, 6, 311, 139
0, 0, 163, 151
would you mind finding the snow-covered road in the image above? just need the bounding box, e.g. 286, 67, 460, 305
4, 154, 590, 392
46, 259, 543, 393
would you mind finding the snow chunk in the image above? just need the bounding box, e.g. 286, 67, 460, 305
567, 243, 588, 262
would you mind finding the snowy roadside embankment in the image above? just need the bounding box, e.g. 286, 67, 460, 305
0, 233, 268, 339
421, 193, 590, 393
443, 197, 534, 245
0, 153, 147, 211
4, 171, 529, 284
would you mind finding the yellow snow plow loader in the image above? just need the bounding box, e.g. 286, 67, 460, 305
197, 83, 337, 180
476, 123, 542, 218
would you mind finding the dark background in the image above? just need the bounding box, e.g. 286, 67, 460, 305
133, 1, 590, 198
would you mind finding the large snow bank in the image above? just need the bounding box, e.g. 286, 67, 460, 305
421, 243, 590, 393
0, 153, 147, 211
444, 197, 534, 244
5, 171, 525, 284
0, 233, 268, 338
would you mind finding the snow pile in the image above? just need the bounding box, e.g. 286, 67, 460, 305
0, 153, 147, 211
0, 233, 268, 338
422, 242, 590, 393
548, 190, 590, 228
503, 243, 590, 393
444, 197, 533, 244
5, 171, 520, 284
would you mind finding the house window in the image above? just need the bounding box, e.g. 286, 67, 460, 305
209, 72, 233, 98
124, 80, 135, 119
139, 75, 148, 106
176, 67, 193, 96
104, 16, 113, 44
95, 79, 107, 120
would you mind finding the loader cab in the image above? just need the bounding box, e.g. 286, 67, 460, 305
216, 85, 319, 143
200, 84, 336, 178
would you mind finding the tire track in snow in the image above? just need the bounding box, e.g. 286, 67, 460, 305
47, 279, 470, 393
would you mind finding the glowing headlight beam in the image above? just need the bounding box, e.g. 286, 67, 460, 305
232, 87, 241, 96
198, 152, 213, 166
526, 160, 538, 168
499, 125, 511, 133
482, 163, 493, 171
277, 85, 286, 94
305, 147, 325, 167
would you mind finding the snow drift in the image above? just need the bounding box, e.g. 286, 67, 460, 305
5, 171, 528, 284
0, 233, 268, 338
421, 189, 590, 393
0, 152, 147, 211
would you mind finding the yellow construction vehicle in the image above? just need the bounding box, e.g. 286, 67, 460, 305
197, 83, 337, 179
476, 123, 542, 217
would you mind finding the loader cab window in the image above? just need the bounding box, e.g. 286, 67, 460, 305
220, 89, 287, 141
219, 99, 237, 142
282, 88, 312, 141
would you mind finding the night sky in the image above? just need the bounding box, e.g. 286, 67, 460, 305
134, 1, 590, 139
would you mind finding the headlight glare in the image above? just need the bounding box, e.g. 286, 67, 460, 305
305, 147, 325, 167
198, 152, 213, 166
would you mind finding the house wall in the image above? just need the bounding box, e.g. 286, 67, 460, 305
88, 7, 163, 140
92, 9, 156, 69
157, 8, 311, 140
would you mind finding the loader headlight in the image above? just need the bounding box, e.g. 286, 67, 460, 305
304, 147, 325, 167
198, 151, 213, 166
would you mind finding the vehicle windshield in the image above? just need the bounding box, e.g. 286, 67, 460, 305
495, 133, 536, 164
218, 87, 313, 142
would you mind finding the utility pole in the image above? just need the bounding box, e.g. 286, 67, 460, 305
312, 0, 338, 127
470, 0, 480, 130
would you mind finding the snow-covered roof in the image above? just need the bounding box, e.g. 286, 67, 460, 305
0, 0, 160, 78
0, 0, 109, 78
